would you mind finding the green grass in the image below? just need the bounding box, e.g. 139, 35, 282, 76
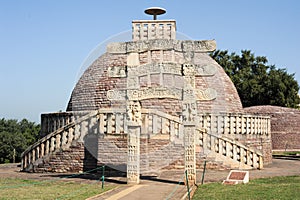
0, 178, 114, 200
193, 176, 300, 200
273, 151, 300, 156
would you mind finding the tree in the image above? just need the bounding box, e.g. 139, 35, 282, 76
0, 131, 27, 163
0, 118, 40, 163
210, 50, 300, 108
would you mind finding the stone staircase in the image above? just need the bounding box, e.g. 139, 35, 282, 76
21, 110, 269, 172
195, 113, 270, 169
197, 130, 263, 169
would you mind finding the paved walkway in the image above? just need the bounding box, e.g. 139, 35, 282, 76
89, 158, 300, 200
1, 159, 299, 200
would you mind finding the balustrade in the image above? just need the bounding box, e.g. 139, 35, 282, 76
197, 128, 263, 169
22, 110, 267, 171
132, 20, 176, 41
199, 114, 270, 137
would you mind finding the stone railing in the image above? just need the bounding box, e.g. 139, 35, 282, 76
22, 109, 267, 171
141, 109, 181, 137
198, 113, 270, 137
40, 111, 96, 137
197, 129, 263, 169
21, 110, 100, 171
132, 20, 176, 41
21, 109, 182, 171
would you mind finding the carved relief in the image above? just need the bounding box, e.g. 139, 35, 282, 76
127, 101, 142, 124
193, 40, 217, 52
183, 51, 194, 62
183, 63, 196, 87
182, 64, 195, 76
127, 77, 139, 89
127, 126, 140, 184
182, 41, 194, 52
127, 87, 182, 100
194, 64, 217, 76
184, 76, 195, 88
108, 87, 217, 101
184, 125, 196, 182
107, 39, 216, 54
106, 42, 127, 54
182, 102, 197, 123
183, 88, 196, 100
195, 88, 217, 101
128, 62, 182, 76
108, 66, 126, 77
107, 90, 126, 100
149, 39, 174, 50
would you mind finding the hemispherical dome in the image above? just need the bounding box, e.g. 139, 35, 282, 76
67, 40, 243, 114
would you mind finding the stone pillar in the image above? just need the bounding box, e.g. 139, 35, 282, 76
182, 93, 197, 184
126, 101, 142, 184
184, 123, 196, 184
182, 62, 197, 185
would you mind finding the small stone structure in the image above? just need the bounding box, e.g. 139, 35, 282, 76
21, 9, 272, 184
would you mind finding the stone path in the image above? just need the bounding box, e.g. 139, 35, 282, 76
91, 159, 300, 200
1, 159, 299, 200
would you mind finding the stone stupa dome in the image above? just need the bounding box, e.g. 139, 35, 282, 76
66, 15, 243, 116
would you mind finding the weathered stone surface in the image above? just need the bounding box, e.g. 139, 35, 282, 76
127, 53, 140, 66
107, 39, 216, 54
107, 87, 217, 101
107, 90, 126, 101
127, 87, 182, 100
195, 64, 217, 76
108, 66, 126, 77
132, 20, 176, 41
128, 62, 182, 76
244, 105, 300, 150
195, 88, 217, 101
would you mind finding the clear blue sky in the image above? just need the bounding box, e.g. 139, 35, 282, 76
1, 0, 299, 123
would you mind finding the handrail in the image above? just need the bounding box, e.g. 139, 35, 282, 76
22, 110, 99, 156
197, 128, 263, 169
22, 109, 266, 171
21, 109, 182, 171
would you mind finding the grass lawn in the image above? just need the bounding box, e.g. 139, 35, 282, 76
273, 151, 300, 156
193, 176, 300, 200
0, 178, 114, 200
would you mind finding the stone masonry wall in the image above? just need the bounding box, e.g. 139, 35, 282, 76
33, 143, 85, 173
244, 105, 300, 150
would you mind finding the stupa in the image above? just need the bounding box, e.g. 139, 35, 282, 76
22, 8, 272, 184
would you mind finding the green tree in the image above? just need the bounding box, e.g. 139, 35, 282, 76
0, 118, 40, 163
0, 131, 27, 163
210, 50, 300, 108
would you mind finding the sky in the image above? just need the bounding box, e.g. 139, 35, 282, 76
0, 0, 299, 123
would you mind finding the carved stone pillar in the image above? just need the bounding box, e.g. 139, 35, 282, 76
184, 124, 196, 184
182, 62, 198, 184
126, 101, 141, 184
127, 124, 140, 184
182, 88, 197, 184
